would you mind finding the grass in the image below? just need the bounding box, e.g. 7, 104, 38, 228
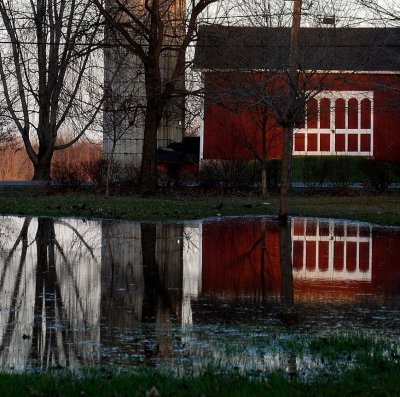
1, 192, 400, 225
0, 358, 399, 397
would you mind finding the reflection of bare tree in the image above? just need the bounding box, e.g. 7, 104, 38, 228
141, 224, 159, 323
277, 220, 297, 327
202, 218, 284, 303
0, 218, 32, 295
143, 224, 184, 358
101, 222, 144, 329
31, 218, 69, 367
280, 220, 294, 305
153, 224, 184, 326
0, 217, 100, 371
0, 218, 32, 363
260, 219, 267, 304
101, 221, 188, 359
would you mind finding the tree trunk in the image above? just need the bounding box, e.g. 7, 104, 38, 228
279, 0, 302, 221
139, 65, 164, 196
141, 223, 158, 322
260, 218, 267, 303
105, 141, 116, 198
261, 162, 267, 199
32, 153, 53, 181
279, 126, 294, 221
138, 107, 160, 196
261, 122, 268, 199
279, 220, 294, 305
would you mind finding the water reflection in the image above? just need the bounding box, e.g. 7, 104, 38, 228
0, 215, 399, 373
0, 217, 100, 371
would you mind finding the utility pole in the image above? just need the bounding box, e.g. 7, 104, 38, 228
279, 0, 302, 221
289, 0, 302, 74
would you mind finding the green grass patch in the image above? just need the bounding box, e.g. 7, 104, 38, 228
309, 335, 376, 359
0, 360, 400, 397
1, 193, 400, 225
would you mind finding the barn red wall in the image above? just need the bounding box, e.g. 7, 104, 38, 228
203, 72, 400, 162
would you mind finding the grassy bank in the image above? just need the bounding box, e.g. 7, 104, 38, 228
1, 193, 400, 225
0, 358, 399, 397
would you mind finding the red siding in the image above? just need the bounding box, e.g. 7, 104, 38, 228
203, 72, 400, 161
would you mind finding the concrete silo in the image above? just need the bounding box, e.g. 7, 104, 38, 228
103, 0, 186, 172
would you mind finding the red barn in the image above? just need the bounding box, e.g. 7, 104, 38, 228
194, 26, 400, 162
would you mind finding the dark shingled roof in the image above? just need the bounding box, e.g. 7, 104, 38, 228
193, 25, 400, 72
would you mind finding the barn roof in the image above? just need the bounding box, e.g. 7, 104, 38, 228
193, 25, 400, 72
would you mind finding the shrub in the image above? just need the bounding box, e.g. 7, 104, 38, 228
360, 159, 400, 191
199, 159, 281, 192
0, 145, 33, 180
301, 156, 329, 187
264, 159, 281, 191
327, 156, 356, 187
81, 158, 104, 185
199, 159, 259, 191
298, 156, 359, 187
50, 140, 103, 185
104, 162, 141, 194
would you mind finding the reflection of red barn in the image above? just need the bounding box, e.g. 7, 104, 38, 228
202, 219, 282, 297
201, 218, 400, 301
194, 26, 400, 162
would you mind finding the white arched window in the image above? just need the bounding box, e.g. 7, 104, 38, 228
294, 91, 374, 155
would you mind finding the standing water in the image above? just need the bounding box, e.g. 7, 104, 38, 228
0, 215, 399, 377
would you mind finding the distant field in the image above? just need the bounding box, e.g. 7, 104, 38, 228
0, 138, 102, 181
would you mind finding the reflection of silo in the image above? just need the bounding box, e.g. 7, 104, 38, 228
154, 223, 184, 324
103, 0, 186, 169
182, 223, 202, 326
101, 221, 189, 358
101, 221, 144, 328
101, 222, 186, 326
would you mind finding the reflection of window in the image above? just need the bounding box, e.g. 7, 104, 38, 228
292, 218, 372, 281
294, 91, 373, 155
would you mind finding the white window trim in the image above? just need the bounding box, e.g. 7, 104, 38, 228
294, 91, 374, 156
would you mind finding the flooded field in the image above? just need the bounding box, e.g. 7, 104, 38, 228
0, 215, 399, 378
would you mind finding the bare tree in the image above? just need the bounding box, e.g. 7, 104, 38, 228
224, 0, 306, 218
0, 119, 15, 154
92, 0, 218, 195
278, 0, 303, 221
356, 0, 400, 26
0, 0, 102, 180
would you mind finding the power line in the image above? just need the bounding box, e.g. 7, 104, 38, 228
0, 8, 393, 30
